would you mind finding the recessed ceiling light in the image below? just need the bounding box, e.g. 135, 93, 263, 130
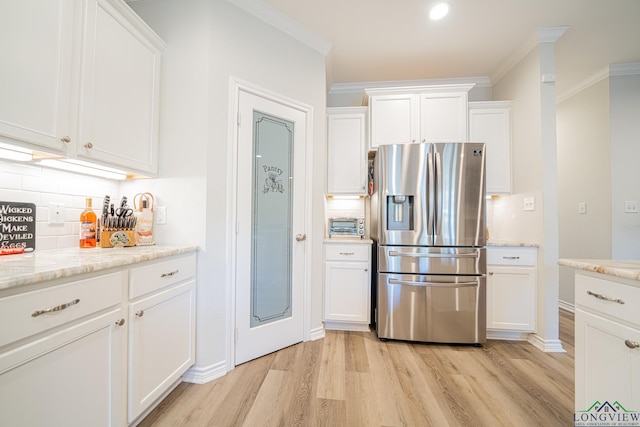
429, 2, 450, 20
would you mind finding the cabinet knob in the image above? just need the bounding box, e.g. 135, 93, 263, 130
364, 269, 368, 272
60, 136, 71, 143
488, 272, 494, 275
625, 340, 640, 349
136, 310, 144, 317
84, 142, 93, 149
115, 318, 125, 326
296, 233, 307, 242
421, 138, 426, 143
412, 139, 416, 143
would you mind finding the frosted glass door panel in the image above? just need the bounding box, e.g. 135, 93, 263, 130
251, 112, 293, 328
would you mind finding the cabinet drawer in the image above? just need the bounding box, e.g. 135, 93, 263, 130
325, 244, 370, 262
0, 272, 123, 348
129, 254, 196, 299
487, 247, 536, 266
575, 273, 640, 325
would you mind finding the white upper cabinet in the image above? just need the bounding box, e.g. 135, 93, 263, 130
327, 107, 367, 195
77, 0, 164, 175
0, 0, 164, 176
469, 101, 512, 194
366, 85, 473, 150
0, 0, 76, 152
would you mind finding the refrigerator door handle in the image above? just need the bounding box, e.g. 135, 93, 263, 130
434, 149, 442, 237
388, 251, 479, 259
427, 149, 435, 236
389, 278, 478, 287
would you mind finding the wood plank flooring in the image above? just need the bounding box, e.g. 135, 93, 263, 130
139, 310, 575, 427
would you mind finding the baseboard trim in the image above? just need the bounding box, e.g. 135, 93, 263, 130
527, 333, 566, 353
559, 300, 575, 313
182, 361, 227, 384
309, 325, 325, 341
487, 330, 532, 341
324, 321, 371, 332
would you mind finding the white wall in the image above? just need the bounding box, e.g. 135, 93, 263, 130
556, 78, 612, 305
610, 73, 640, 259
129, 0, 328, 379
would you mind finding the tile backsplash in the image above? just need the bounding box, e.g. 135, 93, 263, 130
0, 160, 121, 251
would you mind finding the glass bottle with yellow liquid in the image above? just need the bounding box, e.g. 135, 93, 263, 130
79, 198, 97, 248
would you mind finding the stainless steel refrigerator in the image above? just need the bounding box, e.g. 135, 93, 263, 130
371, 142, 486, 344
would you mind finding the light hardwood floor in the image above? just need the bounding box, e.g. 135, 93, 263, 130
140, 310, 575, 427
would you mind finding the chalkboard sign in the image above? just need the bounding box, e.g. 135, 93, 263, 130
0, 201, 36, 252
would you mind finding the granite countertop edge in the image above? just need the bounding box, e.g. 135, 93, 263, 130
558, 258, 640, 282
0, 245, 198, 291
487, 240, 539, 248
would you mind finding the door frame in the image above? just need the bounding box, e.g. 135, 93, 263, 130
226, 77, 314, 371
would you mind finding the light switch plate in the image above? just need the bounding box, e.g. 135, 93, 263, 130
155, 206, 167, 224
578, 202, 587, 214
49, 202, 65, 224
624, 200, 638, 213
523, 196, 535, 211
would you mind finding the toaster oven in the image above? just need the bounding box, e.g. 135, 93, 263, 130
328, 217, 365, 238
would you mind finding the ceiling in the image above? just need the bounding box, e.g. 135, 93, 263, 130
260, 0, 640, 96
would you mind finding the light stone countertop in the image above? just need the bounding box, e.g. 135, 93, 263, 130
487, 240, 539, 247
324, 237, 374, 244
558, 259, 640, 282
0, 245, 198, 291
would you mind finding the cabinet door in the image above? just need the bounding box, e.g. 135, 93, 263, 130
129, 280, 196, 423
486, 266, 536, 331
419, 92, 468, 142
369, 94, 419, 148
0, 309, 126, 427
469, 105, 511, 193
78, 0, 163, 175
327, 110, 366, 194
324, 261, 370, 323
575, 309, 640, 411
0, 0, 75, 152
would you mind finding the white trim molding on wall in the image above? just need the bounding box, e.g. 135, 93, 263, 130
557, 62, 640, 103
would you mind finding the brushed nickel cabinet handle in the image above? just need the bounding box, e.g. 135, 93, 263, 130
84, 142, 93, 149
161, 269, 179, 278
587, 290, 625, 305
625, 340, 639, 349
31, 298, 80, 317
115, 319, 125, 326
135, 310, 144, 317
339, 252, 355, 255
502, 256, 520, 260
60, 136, 71, 143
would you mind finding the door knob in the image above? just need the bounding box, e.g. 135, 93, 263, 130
296, 233, 307, 242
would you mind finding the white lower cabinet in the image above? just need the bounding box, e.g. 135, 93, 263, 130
324, 242, 371, 331
0, 252, 196, 427
574, 271, 640, 412
0, 273, 127, 427
486, 246, 537, 340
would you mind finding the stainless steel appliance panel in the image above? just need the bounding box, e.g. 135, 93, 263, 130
373, 143, 433, 246
377, 273, 486, 344
433, 143, 486, 247
378, 246, 486, 276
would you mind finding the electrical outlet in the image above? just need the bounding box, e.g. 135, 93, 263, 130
578, 202, 587, 214
49, 202, 65, 224
155, 206, 167, 224
523, 196, 535, 211
624, 200, 638, 213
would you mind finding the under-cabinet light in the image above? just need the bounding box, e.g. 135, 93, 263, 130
37, 159, 128, 180
0, 147, 32, 162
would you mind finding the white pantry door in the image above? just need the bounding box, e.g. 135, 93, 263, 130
235, 90, 307, 365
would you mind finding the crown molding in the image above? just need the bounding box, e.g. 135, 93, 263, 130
224, 0, 331, 56
329, 76, 491, 95
610, 62, 640, 76
538, 26, 570, 43
557, 66, 609, 103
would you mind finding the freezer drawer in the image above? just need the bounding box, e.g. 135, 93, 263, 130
378, 246, 486, 275
377, 273, 486, 344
